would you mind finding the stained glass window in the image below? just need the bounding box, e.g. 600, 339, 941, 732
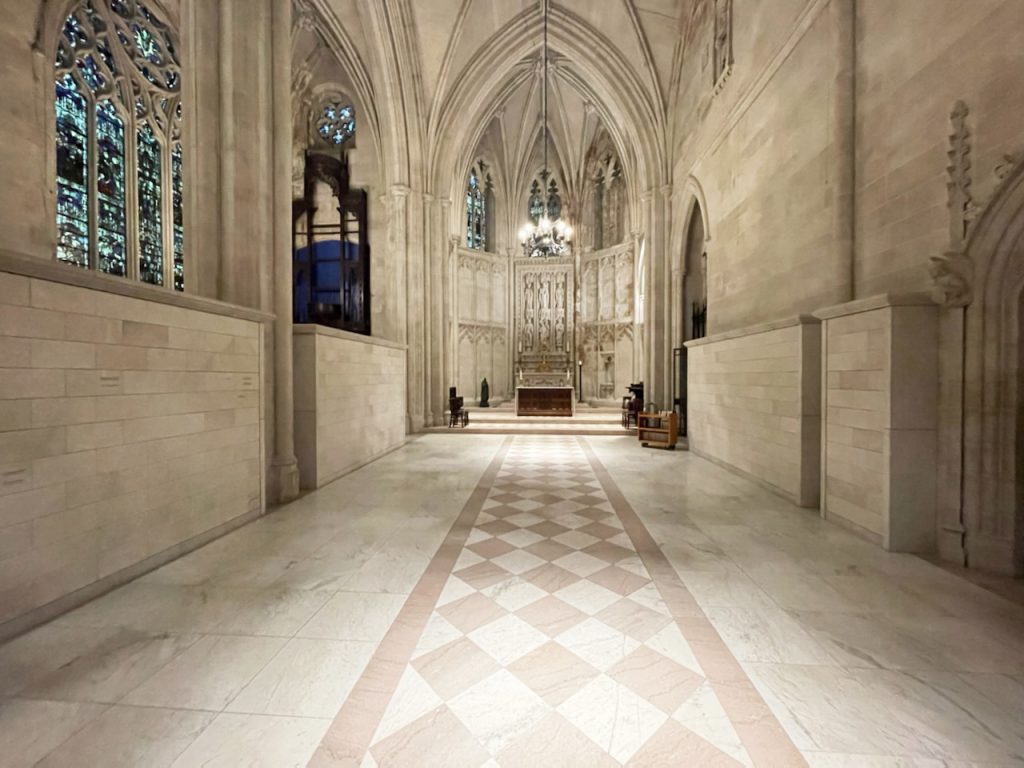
528, 179, 545, 225
56, 74, 89, 268
172, 142, 184, 291
137, 123, 163, 285
546, 178, 562, 221
54, 1, 184, 289
466, 166, 487, 250
317, 102, 355, 146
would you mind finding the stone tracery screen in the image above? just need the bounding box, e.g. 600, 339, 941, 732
515, 260, 574, 358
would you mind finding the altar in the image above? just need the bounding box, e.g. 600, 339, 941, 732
516, 386, 575, 417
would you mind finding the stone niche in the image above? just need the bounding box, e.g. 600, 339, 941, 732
578, 245, 636, 403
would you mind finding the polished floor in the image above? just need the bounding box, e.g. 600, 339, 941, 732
2, 435, 1024, 767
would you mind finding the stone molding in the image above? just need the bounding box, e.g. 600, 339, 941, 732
0, 249, 274, 324
813, 292, 935, 321
684, 313, 820, 348
293, 323, 408, 350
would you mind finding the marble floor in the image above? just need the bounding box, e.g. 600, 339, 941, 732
426, 405, 628, 435
2, 435, 1024, 767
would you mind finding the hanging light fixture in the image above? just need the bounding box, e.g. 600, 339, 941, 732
519, 0, 573, 258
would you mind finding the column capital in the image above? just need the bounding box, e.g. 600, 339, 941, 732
390, 184, 412, 198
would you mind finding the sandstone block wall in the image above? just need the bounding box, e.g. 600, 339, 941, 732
294, 326, 407, 489
819, 296, 938, 551
0, 269, 266, 639
686, 318, 821, 506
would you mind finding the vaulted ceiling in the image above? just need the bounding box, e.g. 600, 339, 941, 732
304, 0, 705, 206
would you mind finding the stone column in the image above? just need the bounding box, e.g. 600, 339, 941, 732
270, 0, 299, 503
641, 186, 673, 408
426, 197, 449, 426
218, 0, 235, 303
632, 230, 644, 383
832, 0, 856, 302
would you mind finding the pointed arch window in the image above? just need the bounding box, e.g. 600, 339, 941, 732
527, 172, 563, 227
54, 0, 185, 290
466, 162, 490, 251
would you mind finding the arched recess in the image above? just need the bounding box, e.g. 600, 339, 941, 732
682, 202, 707, 341
671, 175, 712, 347
937, 160, 1024, 575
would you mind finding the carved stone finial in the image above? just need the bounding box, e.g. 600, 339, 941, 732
929, 251, 973, 307
947, 100, 976, 250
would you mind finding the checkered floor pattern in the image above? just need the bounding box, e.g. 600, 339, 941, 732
364, 437, 753, 767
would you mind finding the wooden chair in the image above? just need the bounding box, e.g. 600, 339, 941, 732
449, 395, 469, 428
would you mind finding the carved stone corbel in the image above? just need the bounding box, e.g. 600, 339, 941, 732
929, 251, 974, 307
994, 152, 1024, 183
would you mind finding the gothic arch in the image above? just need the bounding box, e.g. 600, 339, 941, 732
429, 5, 666, 225
671, 175, 712, 346
940, 160, 1024, 574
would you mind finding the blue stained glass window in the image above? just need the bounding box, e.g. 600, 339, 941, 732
172, 143, 184, 291
137, 123, 164, 285
466, 168, 486, 250
56, 75, 89, 268
77, 55, 106, 92
97, 100, 127, 276
132, 23, 163, 64
55, 0, 183, 288
316, 102, 355, 146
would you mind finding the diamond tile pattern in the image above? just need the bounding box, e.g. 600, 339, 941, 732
366, 437, 743, 766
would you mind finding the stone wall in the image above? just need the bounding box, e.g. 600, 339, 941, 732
293, 326, 407, 489
686, 317, 821, 506
456, 249, 509, 402
672, 0, 853, 336
818, 295, 938, 551
0, 261, 267, 640
855, 0, 1024, 295
579, 245, 638, 402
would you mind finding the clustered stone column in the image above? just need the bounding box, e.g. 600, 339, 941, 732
271, 0, 300, 502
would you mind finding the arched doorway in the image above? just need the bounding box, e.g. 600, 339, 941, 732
935, 162, 1024, 575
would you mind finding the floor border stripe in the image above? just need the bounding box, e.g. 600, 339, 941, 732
311, 437, 513, 767
577, 436, 808, 768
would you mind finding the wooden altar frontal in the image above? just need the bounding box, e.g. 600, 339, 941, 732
515, 386, 575, 417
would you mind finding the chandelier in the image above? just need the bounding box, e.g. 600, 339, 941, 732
519, 0, 573, 258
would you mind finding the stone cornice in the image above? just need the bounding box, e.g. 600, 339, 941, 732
684, 314, 820, 348
294, 323, 407, 350
812, 293, 935, 321
0, 249, 274, 324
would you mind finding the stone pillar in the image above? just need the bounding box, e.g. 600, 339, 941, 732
218, 0, 235, 303
389, 185, 422, 432
448, 236, 461, 395
642, 186, 672, 408
632, 230, 644, 383
270, 0, 299, 503
429, 199, 451, 425
832, 0, 856, 302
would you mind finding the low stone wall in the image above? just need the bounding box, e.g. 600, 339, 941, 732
685, 316, 821, 506
294, 325, 407, 489
0, 257, 268, 639
816, 294, 937, 551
